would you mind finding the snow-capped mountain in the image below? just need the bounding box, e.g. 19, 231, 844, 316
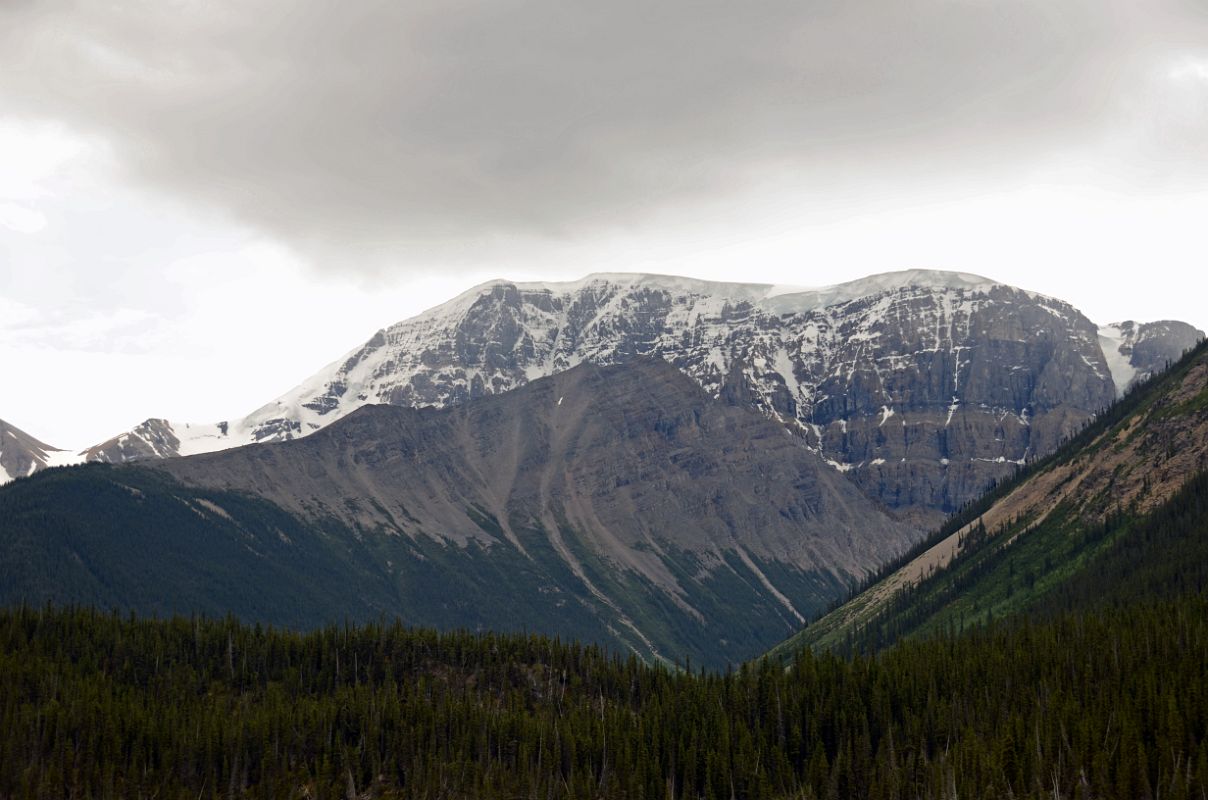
0, 419, 78, 485
1098, 320, 1201, 394
75, 269, 1204, 522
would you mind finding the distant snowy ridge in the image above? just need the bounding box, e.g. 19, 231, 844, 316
80, 269, 1017, 460
27, 270, 1203, 520
472, 268, 1001, 312
1097, 320, 1202, 395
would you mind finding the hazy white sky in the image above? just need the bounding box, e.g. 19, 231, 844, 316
1, 1, 1206, 449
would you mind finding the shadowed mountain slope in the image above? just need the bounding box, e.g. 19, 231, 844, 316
1, 359, 916, 667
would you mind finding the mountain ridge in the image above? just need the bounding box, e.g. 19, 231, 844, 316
0, 418, 76, 483
59, 269, 1203, 526
0, 358, 917, 667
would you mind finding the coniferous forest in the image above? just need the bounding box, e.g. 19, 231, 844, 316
1, 589, 1206, 799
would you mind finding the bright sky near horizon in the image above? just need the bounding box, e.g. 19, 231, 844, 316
1, 1, 1206, 449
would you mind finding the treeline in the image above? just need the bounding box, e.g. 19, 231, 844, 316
2, 594, 1207, 799
1036, 466, 1208, 616
827, 462, 1208, 657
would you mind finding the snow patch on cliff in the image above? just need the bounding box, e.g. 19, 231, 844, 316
1098, 325, 1140, 397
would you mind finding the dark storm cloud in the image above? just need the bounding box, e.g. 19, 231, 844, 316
1, 0, 1204, 267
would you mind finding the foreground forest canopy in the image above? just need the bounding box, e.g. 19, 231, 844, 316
2, 593, 1206, 800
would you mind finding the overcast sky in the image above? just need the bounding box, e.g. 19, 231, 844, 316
2, 0, 1207, 448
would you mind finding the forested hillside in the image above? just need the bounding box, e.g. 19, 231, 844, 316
2, 589, 1207, 799
774, 338, 1208, 656
798, 463, 1208, 656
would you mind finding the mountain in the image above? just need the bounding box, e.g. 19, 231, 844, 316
0, 359, 917, 667
771, 337, 1208, 656
77, 270, 1203, 527
0, 419, 76, 484
1098, 319, 1202, 391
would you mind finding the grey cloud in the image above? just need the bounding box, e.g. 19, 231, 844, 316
1, 0, 1205, 269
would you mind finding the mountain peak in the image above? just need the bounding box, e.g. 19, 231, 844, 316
0, 418, 77, 485
454, 268, 1003, 309
1098, 320, 1205, 395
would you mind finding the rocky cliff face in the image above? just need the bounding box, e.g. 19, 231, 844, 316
80, 270, 1204, 525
